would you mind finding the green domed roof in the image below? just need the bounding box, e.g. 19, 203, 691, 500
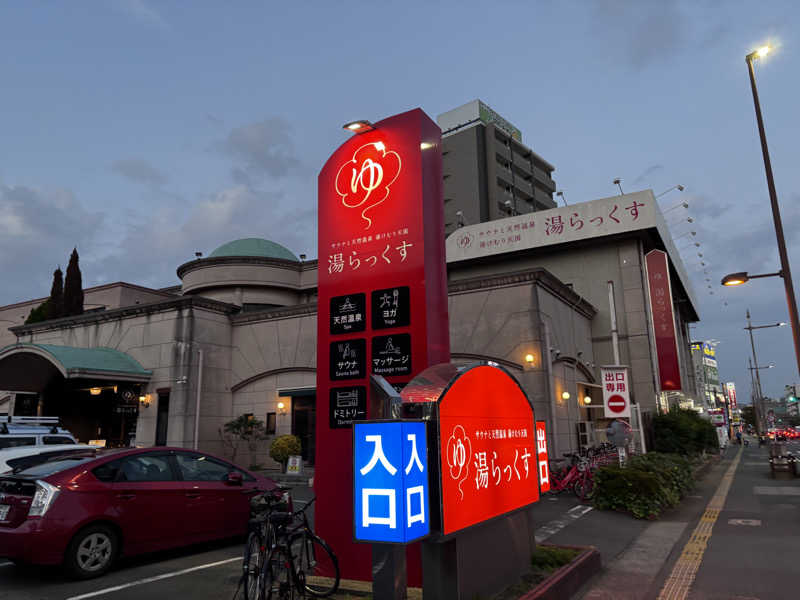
209, 238, 299, 261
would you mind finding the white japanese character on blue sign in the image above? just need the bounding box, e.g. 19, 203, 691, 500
353, 421, 429, 543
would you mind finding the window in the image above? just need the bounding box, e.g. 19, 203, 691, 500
266, 412, 276, 435
176, 453, 254, 482
0, 437, 36, 449
117, 455, 174, 482
92, 459, 123, 483
43, 436, 75, 445
176, 453, 232, 481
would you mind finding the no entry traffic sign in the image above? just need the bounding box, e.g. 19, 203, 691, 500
602, 366, 631, 418
607, 394, 627, 414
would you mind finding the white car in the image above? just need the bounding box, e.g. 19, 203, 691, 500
0, 444, 93, 475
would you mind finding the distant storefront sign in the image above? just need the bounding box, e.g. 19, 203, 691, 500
645, 250, 682, 391
726, 382, 737, 408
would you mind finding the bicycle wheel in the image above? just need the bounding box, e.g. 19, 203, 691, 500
573, 475, 593, 501
261, 548, 295, 600
290, 532, 340, 597
243, 532, 263, 600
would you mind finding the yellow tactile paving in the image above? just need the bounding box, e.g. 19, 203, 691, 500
656, 448, 742, 600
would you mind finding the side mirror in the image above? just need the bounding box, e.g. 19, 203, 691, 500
225, 471, 243, 486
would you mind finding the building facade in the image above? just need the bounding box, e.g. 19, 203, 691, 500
438, 100, 557, 236
1, 191, 698, 466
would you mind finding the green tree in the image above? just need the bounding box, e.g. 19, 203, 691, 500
63, 248, 84, 316
24, 301, 50, 325
219, 414, 268, 468
46, 267, 64, 320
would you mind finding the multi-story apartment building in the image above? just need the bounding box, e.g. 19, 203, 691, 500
437, 100, 557, 235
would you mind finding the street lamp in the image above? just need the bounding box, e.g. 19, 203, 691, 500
744, 309, 785, 434
656, 184, 685, 198
556, 190, 568, 206
663, 201, 689, 214
744, 44, 800, 377
721, 270, 782, 286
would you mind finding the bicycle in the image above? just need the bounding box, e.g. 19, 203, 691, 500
260, 497, 340, 599
242, 487, 293, 600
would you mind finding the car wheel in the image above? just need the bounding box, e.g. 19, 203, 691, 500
64, 524, 118, 579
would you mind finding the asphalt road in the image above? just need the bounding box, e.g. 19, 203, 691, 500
0, 485, 315, 600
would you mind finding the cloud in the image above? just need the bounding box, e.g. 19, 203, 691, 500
111, 158, 169, 186
92, 183, 316, 290
0, 185, 104, 305
587, 0, 731, 70
219, 118, 301, 181
634, 164, 664, 185
113, 0, 169, 30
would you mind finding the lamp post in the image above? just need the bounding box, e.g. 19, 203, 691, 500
656, 184, 685, 199
744, 309, 785, 433
744, 46, 800, 377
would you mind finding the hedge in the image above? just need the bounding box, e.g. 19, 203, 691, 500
591, 452, 695, 519
652, 408, 719, 455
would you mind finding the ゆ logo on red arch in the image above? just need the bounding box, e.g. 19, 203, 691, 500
335, 141, 401, 230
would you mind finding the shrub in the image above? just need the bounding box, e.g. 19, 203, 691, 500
592, 453, 695, 519
652, 408, 718, 455
531, 546, 581, 575
269, 435, 302, 469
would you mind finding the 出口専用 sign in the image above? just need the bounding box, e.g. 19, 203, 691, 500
602, 366, 631, 418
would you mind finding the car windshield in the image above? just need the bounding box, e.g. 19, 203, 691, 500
10, 456, 96, 477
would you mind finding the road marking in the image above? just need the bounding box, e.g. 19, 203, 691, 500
753, 486, 800, 496
727, 519, 761, 526
65, 556, 240, 600
657, 446, 742, 600
534, 504, 593, 543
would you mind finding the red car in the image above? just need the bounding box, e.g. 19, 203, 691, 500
0, 447, 276, 578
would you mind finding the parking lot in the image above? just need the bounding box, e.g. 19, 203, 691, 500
0, 487, 314, 600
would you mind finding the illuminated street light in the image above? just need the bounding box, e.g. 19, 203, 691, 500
744, 43, 800, 376
721, 270, 781, 286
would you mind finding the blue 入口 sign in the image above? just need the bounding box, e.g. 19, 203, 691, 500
353, 421, 429, 544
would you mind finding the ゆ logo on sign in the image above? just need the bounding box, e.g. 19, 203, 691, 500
335, 141, 401, 230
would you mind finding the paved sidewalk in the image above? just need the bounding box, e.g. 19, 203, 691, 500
563, 449, 733, 600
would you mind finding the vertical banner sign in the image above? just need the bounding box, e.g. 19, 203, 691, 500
645, 250, 682, 391
535, 421, 550, 493
353, 421, 430, 544
315, 109, 450, 582
726, 382, 737, 409
437, 365, 538, 536
601, 366, 631, 418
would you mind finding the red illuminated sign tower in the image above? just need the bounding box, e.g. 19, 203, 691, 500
315, 108, 450, 582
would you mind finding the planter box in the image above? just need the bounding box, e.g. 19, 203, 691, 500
518, 545, 602, 600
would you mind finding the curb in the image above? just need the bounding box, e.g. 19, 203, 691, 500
518, 545, 602, 600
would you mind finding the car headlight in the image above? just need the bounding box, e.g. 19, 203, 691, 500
29, 480, 60, 517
